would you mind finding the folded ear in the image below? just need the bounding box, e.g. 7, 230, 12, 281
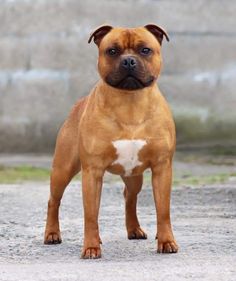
144, 24, 169, 45
88, 24, 113, 46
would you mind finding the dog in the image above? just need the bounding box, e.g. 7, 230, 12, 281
44, 24, 178, 259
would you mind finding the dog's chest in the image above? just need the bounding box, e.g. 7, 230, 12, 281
111, 139, 147, 176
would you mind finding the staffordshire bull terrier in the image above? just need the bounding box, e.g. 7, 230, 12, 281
44, 24, 178, 259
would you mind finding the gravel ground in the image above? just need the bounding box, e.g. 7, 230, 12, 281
0, 176, 236, 281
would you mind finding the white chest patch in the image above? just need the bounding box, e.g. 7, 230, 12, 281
112, 139, 147, 176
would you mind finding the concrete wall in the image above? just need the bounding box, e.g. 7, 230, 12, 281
0, 0, 236, 152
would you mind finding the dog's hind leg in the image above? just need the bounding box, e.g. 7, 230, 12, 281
121, 174, 147, 240
44, 124, 81, 244
44, 98, 87, 245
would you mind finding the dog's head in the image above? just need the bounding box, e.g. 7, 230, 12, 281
88, 24, 169, 91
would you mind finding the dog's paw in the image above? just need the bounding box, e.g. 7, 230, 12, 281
128, 227, 147, 240
157, 240, 178, 254
44, 231, 62, 245
81, 247, 101, 259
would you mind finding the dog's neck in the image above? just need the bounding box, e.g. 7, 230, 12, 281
95, 80, 160, 125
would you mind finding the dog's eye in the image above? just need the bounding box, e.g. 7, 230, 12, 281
107, 48, 118, 56
140, 47, 152, 55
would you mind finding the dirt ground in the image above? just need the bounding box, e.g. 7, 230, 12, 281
0, 154, 236, 281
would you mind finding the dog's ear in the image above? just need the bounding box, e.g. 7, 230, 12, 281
88, 24, 113, 46
144, 24, 169, 45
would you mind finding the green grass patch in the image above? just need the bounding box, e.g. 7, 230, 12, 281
0, 165, 51, 184
143, 171, 236, 187
173, 173, 235, 186
175, 146, 236, 166
0, 164, 235, 186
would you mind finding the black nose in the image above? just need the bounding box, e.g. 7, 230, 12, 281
121, 57, 137, 70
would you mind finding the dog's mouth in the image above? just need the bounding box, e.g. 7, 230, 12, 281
118, 75, 144, 90
106, 75, 154, 90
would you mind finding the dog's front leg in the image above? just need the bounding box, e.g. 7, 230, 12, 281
151, 159, 178, 254
81, 167, 104, 259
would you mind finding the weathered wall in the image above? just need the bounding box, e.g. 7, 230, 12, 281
0, 0, 236, 152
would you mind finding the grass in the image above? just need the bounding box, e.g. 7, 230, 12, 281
0, 165, 50, 184
137, 170, 236, 187
0, 165, 83, 184
0, 156, 235, 185
172, 173, 236, 186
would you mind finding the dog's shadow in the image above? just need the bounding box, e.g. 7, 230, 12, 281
101, 238, 156, 262
38, 236, 158, 262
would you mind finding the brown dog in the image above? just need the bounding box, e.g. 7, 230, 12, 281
44, 24, 178, 259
